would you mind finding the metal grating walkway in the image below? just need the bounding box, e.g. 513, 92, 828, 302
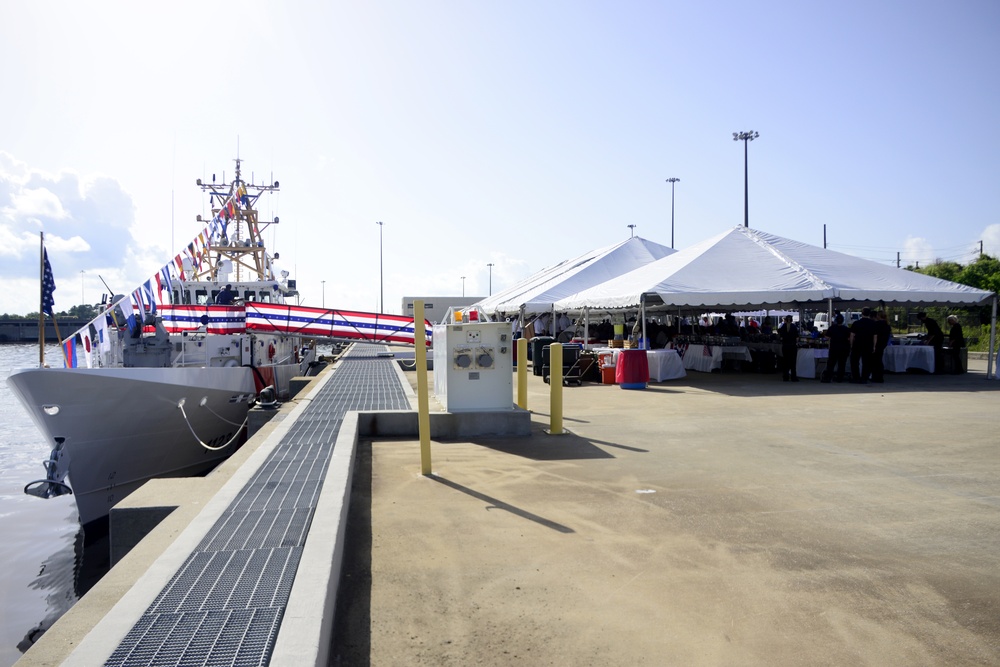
104, 344, 409, 667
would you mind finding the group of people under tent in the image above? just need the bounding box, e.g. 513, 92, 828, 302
777, 308, 966, 384
512, 312, 798, 349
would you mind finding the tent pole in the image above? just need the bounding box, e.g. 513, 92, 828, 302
988, 295, 997, 380
584, 307, 590, 347
641, 296, 647, 349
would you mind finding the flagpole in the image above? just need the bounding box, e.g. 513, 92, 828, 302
52, 312, 66, 368
40, 232, 68, 367
39, 233, 45, 366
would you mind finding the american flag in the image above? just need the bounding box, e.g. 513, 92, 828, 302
42, 248, 56, 316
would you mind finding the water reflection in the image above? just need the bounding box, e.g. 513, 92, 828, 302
16, 519, 110, 657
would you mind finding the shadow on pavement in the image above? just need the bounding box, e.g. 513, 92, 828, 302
429, 475, 574, 534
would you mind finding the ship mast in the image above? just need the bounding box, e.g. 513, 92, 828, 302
192, 159, 280, 283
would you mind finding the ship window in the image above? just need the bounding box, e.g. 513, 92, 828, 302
242, 291, 256, 302
196, 290, 209, 305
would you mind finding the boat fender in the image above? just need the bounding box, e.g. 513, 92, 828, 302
268, 343, 276, 360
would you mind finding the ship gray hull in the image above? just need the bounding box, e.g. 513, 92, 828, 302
7, 366, 259, 527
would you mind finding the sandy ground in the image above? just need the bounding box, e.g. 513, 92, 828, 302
332, 359, 1000, 666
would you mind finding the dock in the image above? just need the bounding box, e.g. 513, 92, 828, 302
15, 350, 1000, 665
17, 342, 527, 666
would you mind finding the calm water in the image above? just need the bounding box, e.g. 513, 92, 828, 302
0, 344, 98, 666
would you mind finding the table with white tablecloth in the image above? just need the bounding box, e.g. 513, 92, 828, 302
883, 345, 935, 373
796, 348, 829, 379
593, 348, 687, 381
646, 349, 687, 381
669, 343, 752, 373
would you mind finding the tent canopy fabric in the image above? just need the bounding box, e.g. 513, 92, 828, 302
555, 227, 994, 312
474, 236, 675, 316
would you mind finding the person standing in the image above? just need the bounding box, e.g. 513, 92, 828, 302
870, 310, 892, 383
849, 307, 877, 384
946, 315, 965, 374
778, 315, 800, 382
215, 284, 235, 305
917, 312, 944, 373
822, 313, 850, 382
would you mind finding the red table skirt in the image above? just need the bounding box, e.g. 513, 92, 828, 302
615, 349, 649, 387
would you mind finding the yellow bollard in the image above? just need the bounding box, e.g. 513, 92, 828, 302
413, 301, 432, 475
517, 337, 528, 410
549, 342, 564, 435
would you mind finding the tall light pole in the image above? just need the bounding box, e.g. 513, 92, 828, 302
487, 263, 495, 295
461, 276, 466, 297
732, 131, 759, 228
321, 280, 326, 308
627, 224, 636, 238
376, 221, 384, 312
665, 177, 680, 249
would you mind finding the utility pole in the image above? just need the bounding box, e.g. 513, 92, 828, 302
627, 224, 636, 238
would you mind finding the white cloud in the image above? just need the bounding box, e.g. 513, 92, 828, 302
902, 236, 936, 267
981, 224, 1000, 258
8, 187, 68, 220
0, 155, 150, 314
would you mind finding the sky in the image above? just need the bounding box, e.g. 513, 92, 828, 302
2, 0, 999, 316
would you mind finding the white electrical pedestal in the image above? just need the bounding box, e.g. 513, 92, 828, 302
433, 322, 513, 411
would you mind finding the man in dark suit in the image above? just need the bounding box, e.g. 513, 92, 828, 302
849, 307, 877, 384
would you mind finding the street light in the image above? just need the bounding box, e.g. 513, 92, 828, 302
461, 276, 466, 297
487, 263, 495, 295
376, 221, 384, 312
665, 178, 680, 248
321, 280, 325, 308
732, 131, 759, 228
627, 224, 636, 238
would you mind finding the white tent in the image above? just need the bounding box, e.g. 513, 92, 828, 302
474, 236, 675, 319
555, 227, 994, 310
555, 226, 997, 375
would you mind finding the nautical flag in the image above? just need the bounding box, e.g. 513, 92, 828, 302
81, 330, 93, 368
118, 294, 137, 334
141, 279, 157, 316
158, 265, 174, 299
174, 254, 186, 282
95, 316, 110, 354
42, 248, 57, 316
62, 337, 78, 368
